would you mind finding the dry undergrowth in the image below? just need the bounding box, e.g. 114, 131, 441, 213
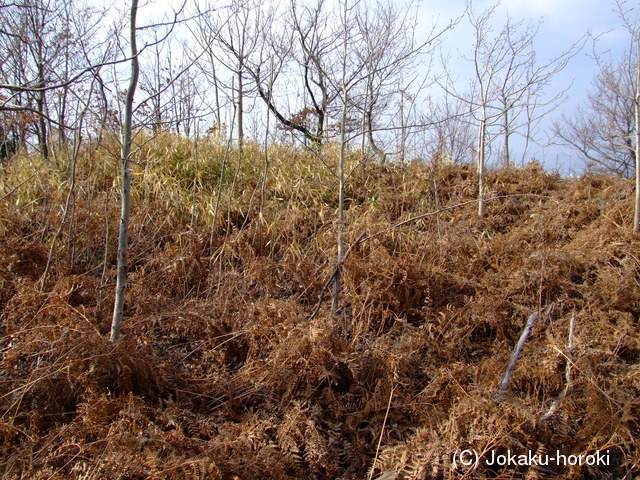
0, 140, 639, 479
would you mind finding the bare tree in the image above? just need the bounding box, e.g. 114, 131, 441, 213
494, 26, 582, 168
190, 5, 224, 132
109, 1, 190, 341
191, 0, 262, 149
467, 2, 506, 217
171, 51, 202, 137
554, 0, 638, 215
245, 0, 340, 146
331, 0, 353, 313
353, 0, 421, 164
111, 0, 140, 343
424, 93, 475, 165
53, 0, 100, 148
443, 1, 582, 217
137, 35, 203, 136
0, 0, 60, 159
615, 0, 640, 231
138, 32, 167, 134
219, 0, 261, 150
0, 0, 106, 157
553, 48, 637, 178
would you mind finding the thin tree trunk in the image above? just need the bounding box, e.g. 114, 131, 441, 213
58, 46, 70, 149
366, 107, 385, 164
95, 70, 110, 145
477, 113, 487, 218
332, 0, 349, 314
111, 0, 139, 342
400, 95, 407, 164
237, 66, 244, 152
40, 72, 97, 290
503, 106, 511, 168
634, 41, 640, 232
153, 44, 162, 134
37, 77, 48, 160
35, 15, 48, 161
101, 187, 110, 286
332, 105, 346, 313
206, 49, 222, 133
260, 60, 274, 213
360, 77, 368, 181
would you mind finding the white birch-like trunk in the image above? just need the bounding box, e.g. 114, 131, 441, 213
503, 106, 511, 168
477, 113, 487, 218
111, 0, 139, 342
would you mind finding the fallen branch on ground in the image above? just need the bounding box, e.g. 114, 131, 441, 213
496, 311, 539, 399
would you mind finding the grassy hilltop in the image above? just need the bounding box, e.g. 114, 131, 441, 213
0, 134, 639, 479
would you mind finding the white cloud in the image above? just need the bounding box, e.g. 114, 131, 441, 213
505, 0, 609, 25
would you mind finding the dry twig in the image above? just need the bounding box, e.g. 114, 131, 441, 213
496, 311, 539, 399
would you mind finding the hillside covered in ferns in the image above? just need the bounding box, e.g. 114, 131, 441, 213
0, 134, 639, 479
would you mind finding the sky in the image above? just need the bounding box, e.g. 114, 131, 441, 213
419, 0, 633, 174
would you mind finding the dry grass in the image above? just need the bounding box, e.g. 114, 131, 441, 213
0, 136, 638, 479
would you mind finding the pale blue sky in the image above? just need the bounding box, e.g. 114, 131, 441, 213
421, 0, 633, 173
425, 0, 628, 99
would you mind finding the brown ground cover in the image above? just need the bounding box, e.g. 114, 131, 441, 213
1, 151, 638, 479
